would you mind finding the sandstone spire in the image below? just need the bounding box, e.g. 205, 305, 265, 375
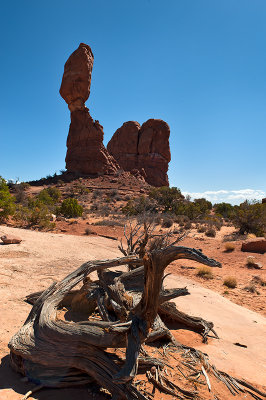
60, 43, 118, 175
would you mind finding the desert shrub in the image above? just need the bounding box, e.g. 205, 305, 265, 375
214, 202, 234, 218
223, 277, 237, 288
197, 225, 206, 233
92, 189, 102, 199
12, 183, 30, 204
202, 215, 223, 230
14, 202, 55, 230
58, 198, 83, 218
153, 214, 161, 225
90, 204, 98, 212
37, 187, 61, 205
100, 204, 112, 217
244, 284, 259, 294
149, 186, 184, 213
109, 189, 118, 197
224, 242, 236, 252
122, 196, 157, 216
251, 276, 266, 287
193, 198, 212, 215
75, 183, 90, 195
174, 215, 188, 224
161, 215, 174, 228
93, 220, 124, 227
0, 176, 15, 221
231, 200, 266, 236
184, 221, 192, 230
150, 191, 212, 220
196, 266, 213, 280
205, 228, 216, 237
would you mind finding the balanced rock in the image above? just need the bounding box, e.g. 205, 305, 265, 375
241, 238, 266, 254
60, 43, 118, 175
107, 119, 171, 186
60, 43, 94, 112
1, 235, 22, 245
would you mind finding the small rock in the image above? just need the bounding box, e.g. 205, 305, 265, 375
1, 235, 22, 245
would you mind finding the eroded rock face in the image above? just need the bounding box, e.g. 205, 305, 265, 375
107, 119, 171, 186
60, 43, 118, 175
107, 121, 140, 172
66, 109, 118, 175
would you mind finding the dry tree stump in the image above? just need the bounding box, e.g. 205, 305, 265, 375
9, 224, 223, 399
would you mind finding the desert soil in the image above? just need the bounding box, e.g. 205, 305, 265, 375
0, 226, 265, 400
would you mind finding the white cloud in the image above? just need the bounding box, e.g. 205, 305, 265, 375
182, 189, 265, 205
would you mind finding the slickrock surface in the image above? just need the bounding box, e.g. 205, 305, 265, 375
108, 119, 171, 186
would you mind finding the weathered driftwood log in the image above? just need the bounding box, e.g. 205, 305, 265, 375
9, 246, 221, 399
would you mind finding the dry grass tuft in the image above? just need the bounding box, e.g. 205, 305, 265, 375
196, 266, 214, 280
223, 277, 237, 289
224, 242, 236, 252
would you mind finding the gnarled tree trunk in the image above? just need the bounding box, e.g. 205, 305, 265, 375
9, 246, 221, 399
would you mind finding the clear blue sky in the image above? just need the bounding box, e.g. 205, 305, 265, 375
1, 0, 265, 204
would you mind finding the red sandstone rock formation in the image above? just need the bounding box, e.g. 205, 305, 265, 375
107, 119, 171, 186
241, 238, 266, 254
60, 43, 94, 112
60, 43, 118, 175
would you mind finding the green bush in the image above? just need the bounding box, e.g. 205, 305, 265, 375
122, 196, 157, 216
193, 198, 212, 215
58, 198, 83, 218
149, 187, 184, 213
37, 187, 61, 205
0, 176, 15, 221
231, 201, 266, 236
214, 202, 234, 218
14, 202, 55, 230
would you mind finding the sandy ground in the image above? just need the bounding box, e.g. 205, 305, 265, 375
0, 226, 265, 399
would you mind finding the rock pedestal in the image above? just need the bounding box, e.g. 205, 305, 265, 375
66, 109, 118, 175
60, 43, 118, 175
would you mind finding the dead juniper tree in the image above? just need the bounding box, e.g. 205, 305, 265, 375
9, 220, 223, 399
